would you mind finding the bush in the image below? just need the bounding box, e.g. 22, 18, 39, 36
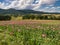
22, 15, 35, 19
0, 16, 11, 21
22, 14, 60, 20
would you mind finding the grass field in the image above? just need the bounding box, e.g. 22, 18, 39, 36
0, 20, 60, 45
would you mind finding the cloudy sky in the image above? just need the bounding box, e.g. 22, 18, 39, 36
0, 0, 60, 12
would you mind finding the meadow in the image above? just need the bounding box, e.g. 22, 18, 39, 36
0, 20, 60, 45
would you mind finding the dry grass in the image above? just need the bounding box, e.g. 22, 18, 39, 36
0, 20, 60, 25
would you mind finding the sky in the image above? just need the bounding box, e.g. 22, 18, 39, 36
0, 0, 60, 12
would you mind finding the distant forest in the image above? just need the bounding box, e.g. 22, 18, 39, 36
0, 9, 60, 20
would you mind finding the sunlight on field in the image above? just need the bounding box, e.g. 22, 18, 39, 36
11, 16, 22, 20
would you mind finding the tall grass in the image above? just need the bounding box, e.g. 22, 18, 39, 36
0, 24, 60, 45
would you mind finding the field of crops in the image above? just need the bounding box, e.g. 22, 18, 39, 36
0, 20, 60, 45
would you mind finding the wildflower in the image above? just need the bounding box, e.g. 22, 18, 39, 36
42, 34, 46, 38
52, 28, 55, 30
9, 32, 14, 35
17, 29, 21, 32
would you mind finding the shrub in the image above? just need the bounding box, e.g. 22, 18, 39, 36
0, 16, 11, 21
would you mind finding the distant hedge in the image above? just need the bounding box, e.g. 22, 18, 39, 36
22, 15, 60, 20
0, 16, 11, 21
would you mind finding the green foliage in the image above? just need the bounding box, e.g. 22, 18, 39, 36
22, 14, 60, 20
0, 16, 11, 21
0, 14, 60, 21
0, 24, 60, 45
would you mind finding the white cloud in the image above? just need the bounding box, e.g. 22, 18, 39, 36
41, 0, 56, 4
0, 2, 5, 9
38, 6, 60, 12
0, 0, 59, 12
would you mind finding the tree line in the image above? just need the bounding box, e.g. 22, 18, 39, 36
0, 16, 11, 21
22, 14, 60, 20
0, 14, 60, 21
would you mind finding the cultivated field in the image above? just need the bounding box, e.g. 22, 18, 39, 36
0, 20, 60, 45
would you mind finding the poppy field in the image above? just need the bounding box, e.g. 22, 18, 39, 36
0, 20, 60, 45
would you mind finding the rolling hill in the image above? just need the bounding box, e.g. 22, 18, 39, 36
0, 9, 60, 16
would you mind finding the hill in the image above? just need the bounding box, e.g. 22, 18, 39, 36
0, 9, 44, 15
0, 9, 60, 16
